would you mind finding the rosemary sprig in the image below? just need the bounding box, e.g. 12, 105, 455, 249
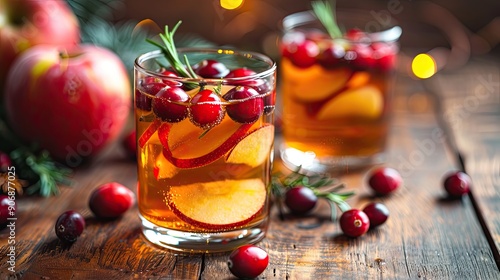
10, 148, 72, 197
272, 167, 354, 221
146, 21, 197, 79
311, 0, 343, 39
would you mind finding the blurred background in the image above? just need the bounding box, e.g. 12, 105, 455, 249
117, 0, 500, 61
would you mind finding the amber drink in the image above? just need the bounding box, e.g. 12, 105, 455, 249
135, 49, 276, 252
280, 10, 401, 172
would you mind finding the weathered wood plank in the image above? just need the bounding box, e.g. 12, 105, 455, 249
432, 58, 500, 264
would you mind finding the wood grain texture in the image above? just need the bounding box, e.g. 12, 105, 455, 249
1, 59, 500, 279
431, 59, 500, 264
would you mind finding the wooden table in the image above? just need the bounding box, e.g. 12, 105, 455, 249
1, 56, 500, 279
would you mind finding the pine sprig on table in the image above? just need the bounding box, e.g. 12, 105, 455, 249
272, 167, 354, 221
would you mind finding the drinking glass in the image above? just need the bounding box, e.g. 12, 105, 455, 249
134, 48, 276, 252
279, 10, 401, 173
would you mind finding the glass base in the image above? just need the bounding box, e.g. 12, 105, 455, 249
280, 144, 385, 175
140, 215, 268, 253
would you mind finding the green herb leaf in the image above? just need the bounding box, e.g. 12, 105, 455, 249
311, 0, 343, 39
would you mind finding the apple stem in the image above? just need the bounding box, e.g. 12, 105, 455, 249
59, 50, 84, 59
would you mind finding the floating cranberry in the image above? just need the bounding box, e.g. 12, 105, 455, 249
281, 31, 306, 58
89, 182, 136, 219
55, 210, 85, 243
193, 59, 229, 78
339, 209, 370, 238
136, 81, 168, 111
225, 67, 256, 79
228, 245, 269, 279
0, 195, 15, 226
158, 69, 182, 87
371, 42, 397, 72
347, 44, 376, 69
152, 86, 190, 123
443, 171, 471, 197
345, 28, 369, 41
0, 151, 12, 172
122, 130, 136, 159
318, 43, 346, 68
189, 89, 225, 129
287, 39, 319, 68
368, 167, 402, 195
362, 202, 389, 228
223, 86, 263, 123
284, 186, 318, 215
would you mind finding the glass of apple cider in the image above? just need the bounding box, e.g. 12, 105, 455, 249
279, 9, 401, 173
134, 48, 276, 252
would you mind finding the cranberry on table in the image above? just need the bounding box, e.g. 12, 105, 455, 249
228, 244, 269, 279
89, 182, 136, 219
367, 167, 402, 195
0, 194, 15, 226
443, 171, 471, 197
362, 202, 389, 228
284, 186, 318, 215
55, 210, 85, 243
189, 89, 225, 129
152, 86, 190, 123
339, 209, 370, 238
223, 86, 264, 124
193, 59, 229, 78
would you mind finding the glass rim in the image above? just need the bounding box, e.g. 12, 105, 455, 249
134, 48, 277, 82
281, 9, 402, 43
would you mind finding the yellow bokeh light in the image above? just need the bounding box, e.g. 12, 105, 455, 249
411, 54, 437, 79
220, 0, 244, 10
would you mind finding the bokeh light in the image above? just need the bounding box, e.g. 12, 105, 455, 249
411, 54, 437, 79
220, 0, 244, 10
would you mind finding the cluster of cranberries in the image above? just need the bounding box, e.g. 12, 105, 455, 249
136, 60, 273, 130
54, 182, 135, 243
281, 29, 397, 72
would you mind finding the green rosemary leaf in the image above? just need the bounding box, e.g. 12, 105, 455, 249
311, 0, 343, 39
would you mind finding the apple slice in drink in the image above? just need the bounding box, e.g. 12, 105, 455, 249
159, 117, 253, 169
154, 152, 178, 180
226, 125, 274, 167
167, 178, 266, 231
316, 85, 383, 120
282, 59, 352, 102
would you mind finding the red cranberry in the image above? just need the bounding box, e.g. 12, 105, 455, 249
223, 86, 264, 123
89, 182, 136, 219
339, 209, 370, 238
345, 28, 369, 41
158, 69, 182, 87
225, 67, 256, 79
122, 130, 136, 159
371, 42, 397, 71
318, 43, 346, 68
443, 171, 471, 197
0, 194, 15, 226
368, 167, 402, 195
362, 202, 389, 228
55, 210, 85, 243
0, 151, 12, 172
152, 86, 190, 123
284, 186, 318, 215
189, 89, 225, 129
347, 44, 376, 69
193, 59, 229, 78
286, 39, 319, 68
136, 81, 168, 111
281, 31, 306, 58
228, 245, 269, 279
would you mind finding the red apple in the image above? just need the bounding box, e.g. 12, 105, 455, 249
4, 44, 131, 166
0, 0, 80, 96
